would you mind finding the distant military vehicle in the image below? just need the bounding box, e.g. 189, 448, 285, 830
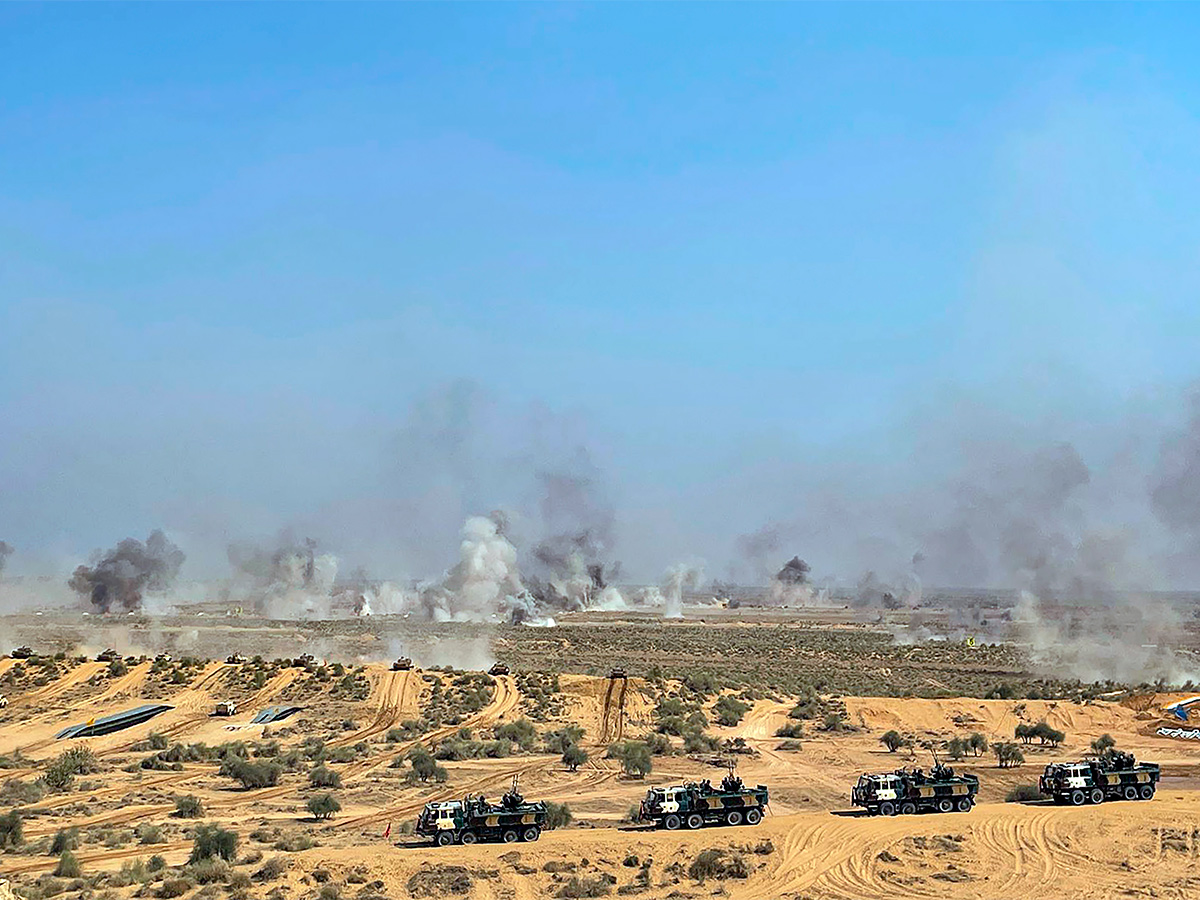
609, 668, 627, 679
226, 654, 247, 664
154, 653, 172, 663
292, 654, 318, 668
1039, 752, 1160, 805
416, 776, 546, 846
391, 657, 413, 671
214, 701, 237, 717
10, 647, 33, 659
639, 769, 769, 829
96, 649, 121, 662
852, 760, 979, 816
488, 663, 510, 676
0, 696, 8, 709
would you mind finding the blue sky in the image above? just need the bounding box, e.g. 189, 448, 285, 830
3, 5, 1200, 587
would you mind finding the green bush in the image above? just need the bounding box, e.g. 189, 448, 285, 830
494, 718, 538, 751
190, 824, 239, 862
563, 744, 588, 772
544, 801, 573, 830
307, 793, 341, 820
946, 737, 968, 760
174, 795, 205, 818
968, 733, 989, 757
50, 827, 79, 854
1005, 784, 1042, 802
55, 849, 81, 877
880, 730, 905, 752
308, 766, 342, 788
713, 695, 751, 727
608, 741, 652, 777
137, 823, 164, 844
994, 741, 1025, 768
774, 722, 804, 738
0, 810, 23, 848
189, 857, 231, 884
221, 758, 282, 789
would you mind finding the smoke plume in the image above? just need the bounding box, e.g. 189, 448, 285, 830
0, 542, 12, 576
226, 534, 339, 618
68, 530, 185, 613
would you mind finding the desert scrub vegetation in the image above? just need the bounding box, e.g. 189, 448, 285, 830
1015, 721, 1066, 747
174, 795, 205, 818
994, 742, 1025, 768
0, 810, 23, 848
420, 672, 494, 726
688, 848, 750, 882
329, 668, 370, 701
712, 694, 752, 727
190, 824, 239, 862
496, 621, 1114, 700
515, 670, 564, 720
607, 740, 652, 777
404, 745, 449, 783
40, 746, 99, 792
1006, 784, 1043, 802
307, 793, 341, 820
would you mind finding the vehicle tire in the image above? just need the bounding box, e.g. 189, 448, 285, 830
1140, 785, 1155, 800
435, 832, 454, 847
1123, 786, 1138, 801
502, 829, 519, 843
745, 808, 763, 825
1070, 790, 1086, 806
522, 826, 540, 842
459, 831, 477, 845
900, 802, 917, 816
664, 814, 682, 831
1089, 788, 1104, 805
956, 798, 972, 812
936, 799, 953, 814
725, 810, 743, 826
878, 801, 896, 817
686, 813, 704, 830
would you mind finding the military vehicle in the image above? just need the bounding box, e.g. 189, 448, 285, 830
10, 647, 33, 659
638, 768, 769, 829
851, 760, 979, 815
415, 776, 547, 846
1039, 751, 1160, 805
214, 701, 237, 717
391, 657, 413, 671
154, 653, 172, 664
609, 668, 627, 679
226, 654, 247, 664
488, 663, 510, 676
0, 696, 8, 709
96, 648, 121, 662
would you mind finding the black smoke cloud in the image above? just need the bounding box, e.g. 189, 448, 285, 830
68, 530, 185, 613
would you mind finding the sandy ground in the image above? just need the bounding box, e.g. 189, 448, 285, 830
3, 655, 1200, 898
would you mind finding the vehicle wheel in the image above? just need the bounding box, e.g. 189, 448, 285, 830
522, 826, 540, 842
502, 829, 519, 843
745, 808, 763, 825
900, 802, 917, 816
936, 799, 953, 814
956, 798, 972, 812
878, 801, 896, 817
664, 814, 682, 831
686, 813, 704, 830
459, 831, 477, 845
1140, 785, 1155, 800
1070, 790, 1086, 806
1089, 788, 1104, 805
1123, 786, 1138, 801
435, 832, 454, 847
725, 810, 743, 826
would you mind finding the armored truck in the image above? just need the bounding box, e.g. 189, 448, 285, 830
852, 762, 979, 815
1039, 752, 1159, 805
488, 662, 510, 676
416, 777, 546, 846
391, 657, 413, 671
639, 771, 769, 829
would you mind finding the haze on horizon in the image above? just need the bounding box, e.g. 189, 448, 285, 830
3, 5, 1200, 597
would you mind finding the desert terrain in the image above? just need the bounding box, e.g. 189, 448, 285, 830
2, 607, 1200, 900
